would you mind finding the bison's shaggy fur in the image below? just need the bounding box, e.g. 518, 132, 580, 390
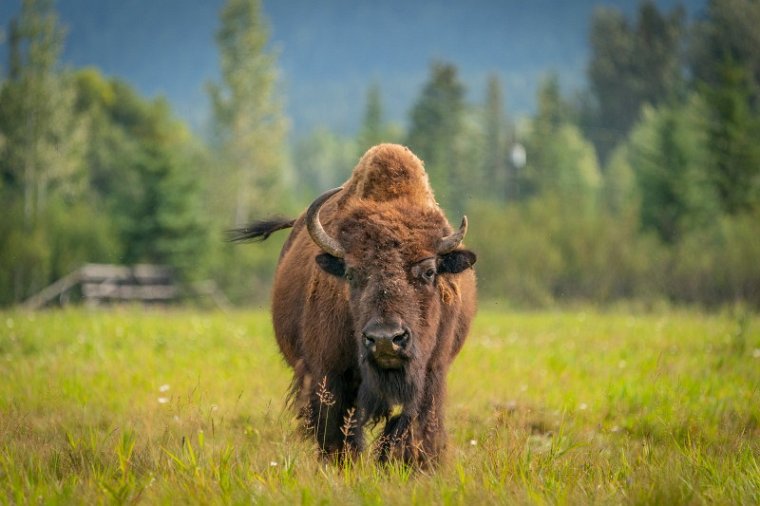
237, 144, 477, 465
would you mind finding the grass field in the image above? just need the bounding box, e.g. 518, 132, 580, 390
1, 307, 759, 504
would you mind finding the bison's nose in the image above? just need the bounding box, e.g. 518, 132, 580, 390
362, 321, 410, 352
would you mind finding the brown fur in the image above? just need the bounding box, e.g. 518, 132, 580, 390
340, 144, 438, 207
249, 144, 477, 465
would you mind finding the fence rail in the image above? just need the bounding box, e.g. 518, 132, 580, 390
22, 263, 177, 310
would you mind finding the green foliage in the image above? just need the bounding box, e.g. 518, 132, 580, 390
357, 83, 401, 150
626, 95, 719, 242
43, 198, 122, 282
406, 62, 467, 215
670, 209, 760, 305
208, 0, 289, 223
0, 1, 93, 303
0, 0, 86, 225
583, 1, 685, 162
690, 0, 760, 214
481, 74, 511, 202
520, 75, 601, 205
210, 235, 286, 306
1, 308, 758, 502
0, 197, 120, 305
690, 0, 760, 101
204, 0, 292, 303
701, 62, 760, 214
293, 127, 358, 199
72, 73, 212, 280
602, 143, 640, 216
0, 201, 51, 304
467, 201, 563, 306
0, 3, 211, 303
2, 0, 759, 309
468, 197, 663, 306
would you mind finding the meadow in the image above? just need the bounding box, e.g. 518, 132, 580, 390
0, 307, 758, 504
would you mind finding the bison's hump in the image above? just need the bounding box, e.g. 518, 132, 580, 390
343, 144, 437, 207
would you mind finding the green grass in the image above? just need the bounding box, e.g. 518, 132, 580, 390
1, 307, 759, 504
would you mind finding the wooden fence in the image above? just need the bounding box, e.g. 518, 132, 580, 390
22, 263, 176, 310
22, 264, 232, 310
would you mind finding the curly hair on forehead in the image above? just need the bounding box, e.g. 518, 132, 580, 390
336, 202, 450, 259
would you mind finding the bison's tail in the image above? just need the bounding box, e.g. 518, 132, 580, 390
227, 217, 296, 242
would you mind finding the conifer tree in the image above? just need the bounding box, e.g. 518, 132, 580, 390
521, 75, 600, 204
0, 0, 86, 301
0, 0, 84, 227
482, 74, 509, 201
691, 0, 760, 214
208, 0, 289, 225
358, 83, 385, 149
406, 62, 466, 214
584, 1, 684, 163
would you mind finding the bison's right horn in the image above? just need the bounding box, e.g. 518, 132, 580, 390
437, 216, 468, 254
306, 187, 345, 258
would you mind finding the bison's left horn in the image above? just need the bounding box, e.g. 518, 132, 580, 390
437, 216, 468, 254
306, 187, 346, 258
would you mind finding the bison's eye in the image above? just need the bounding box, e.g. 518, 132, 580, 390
412, 259, 438, 285
345, 270, 354, 282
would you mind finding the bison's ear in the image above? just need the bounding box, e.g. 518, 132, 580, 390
315, 253, 346, 277
439, 249, 477, 274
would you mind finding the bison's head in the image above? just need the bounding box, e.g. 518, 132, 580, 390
306, 188, 476, 406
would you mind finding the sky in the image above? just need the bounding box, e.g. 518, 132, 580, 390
0, 0, 707, 137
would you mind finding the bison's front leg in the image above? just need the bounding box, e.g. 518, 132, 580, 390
416, 369, 447, 463
353, 382, 416, 464
375, 373, 448, 466
301, 370, 364, 460
376, 412, 423, 464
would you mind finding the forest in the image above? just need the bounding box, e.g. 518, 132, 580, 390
1, 0, 758, 309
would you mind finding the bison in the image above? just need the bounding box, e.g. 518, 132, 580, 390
233, 144, 477, 465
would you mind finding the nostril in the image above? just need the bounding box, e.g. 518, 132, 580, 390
393, 331, 409, 346
362, 322, 409, 349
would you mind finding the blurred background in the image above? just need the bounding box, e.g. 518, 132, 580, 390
0, 0, 758, 309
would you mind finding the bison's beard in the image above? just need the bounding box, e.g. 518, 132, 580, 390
359, 359, 422, 421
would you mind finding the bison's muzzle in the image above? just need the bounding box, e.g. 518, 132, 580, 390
362, 320, 411, 370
